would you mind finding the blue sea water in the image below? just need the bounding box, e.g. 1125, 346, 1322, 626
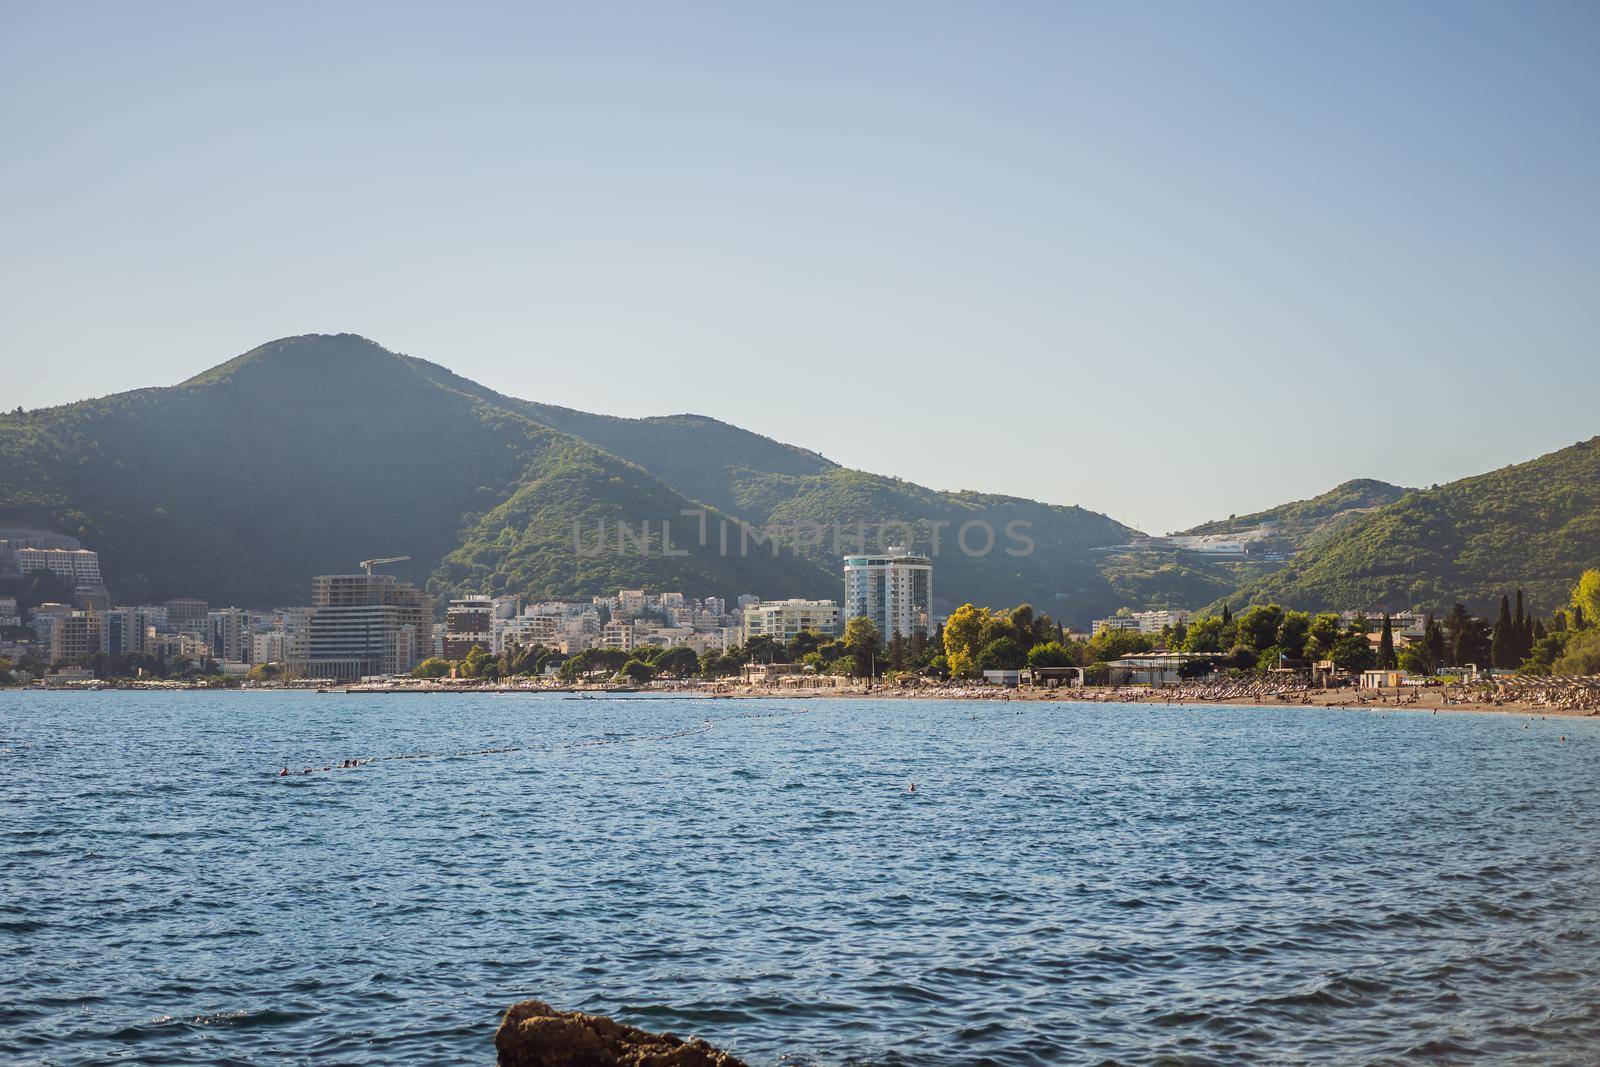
2, 692, 1599, 1065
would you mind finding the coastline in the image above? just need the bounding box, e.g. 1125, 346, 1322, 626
12, 678, 1596, 718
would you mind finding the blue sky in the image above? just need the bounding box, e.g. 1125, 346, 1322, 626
2, 1, 1596, 532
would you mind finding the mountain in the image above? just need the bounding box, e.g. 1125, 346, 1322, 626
0, 334, 1141, 620
1078, 480, 1412, 614
1222, 439, 1600, 615
1175, 478, 1410, 552
0, 335, 836, 607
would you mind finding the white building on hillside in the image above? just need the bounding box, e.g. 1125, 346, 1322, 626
14, 547, 102, 585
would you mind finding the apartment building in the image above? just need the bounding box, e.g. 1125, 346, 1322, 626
14, 547, 102, 585
444, 596, 494, 658
742, 599, 841, 643
843, 550, 934, 639
305, 573, 432, 680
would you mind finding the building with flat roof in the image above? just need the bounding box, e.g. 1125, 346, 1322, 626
14, 547, 102, 585
843, 549, 933, 639
49, 612, 102, 665
305, 574, 432, 680
206, 608, 252, 665
742, 599, 840, 644
164, 598, 210, 631
1091, 609, 1189, 636
444, 596, 493, 659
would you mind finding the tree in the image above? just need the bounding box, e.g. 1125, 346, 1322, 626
1423, 612, 1446, 674
1182, 615, 1228, 653
561, 647, 629, 681
1554, 629, 1600, 675
1026, 641, 1074, 668
1276, 611, 1312, 662
461, 644, 494, 679
743, 634, 781, 664
617, 659, 656, 683
1086, 626, 1153, 664
1571, 570, 1600, 630
1513, 589, 1529, 662
843, 616, 882, 677
1330, 630, 1375, 674
973, 637, 1026, 672
1304, 613, 1343, 661
1220, 603, 1232, 626
1491, 595, 1516, 669
1235, 604, 1285, 652
942, 604, 990, 679
1444, 604, 1490, 666
653, 646, 700, 678
1398, 643, 1431, 675
412, 657, 451, 679
1521, 633, 1569, 674
1377, 614, 1397, 670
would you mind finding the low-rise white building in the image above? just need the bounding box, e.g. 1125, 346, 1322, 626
14, 547, 102, 585
1091, 609, 1189, 636
742, 599, 840, 643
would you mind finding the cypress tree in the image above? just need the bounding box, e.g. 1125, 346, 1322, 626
1378, 614, 1397, 670
1221, 603, 1232, 626
1491, 595, 1514, 669
1513, 590, 1529, 660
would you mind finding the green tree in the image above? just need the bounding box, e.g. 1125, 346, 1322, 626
1554, 629, 1600, 674
617, 659, 656, 683
1235, 604, 1285, 652
843, 616, 882, 677
1304, 613, 1343, 661
1377, 614, 1398, 670
1330, 630, 1375, 673
412, 657, 452, 679
460, 644, 493, 679
1571, 570, 1600, 630
1182, 615, 1228, 653
1491, 595, 1515, 668
974, 637, 1026, 672
743, 634, 782, 664
1276, 611, 1312, 662
653, 646, 700, 678
942, 603, 990, 678
1087, 626, 1153, 663
1025, 641, 1074, 668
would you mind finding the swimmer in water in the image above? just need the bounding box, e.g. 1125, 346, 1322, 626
908, 782, 916, 793
279, 767, 288, 777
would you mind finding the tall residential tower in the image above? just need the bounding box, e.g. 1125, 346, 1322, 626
843, 549, 934, 640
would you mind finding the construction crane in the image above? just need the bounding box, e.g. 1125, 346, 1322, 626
359, 555, 410, 576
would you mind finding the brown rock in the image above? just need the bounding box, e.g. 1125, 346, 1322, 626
495, 999, 748, 1067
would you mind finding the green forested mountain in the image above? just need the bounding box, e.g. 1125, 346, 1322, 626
0, 334, 1137, 618
7, 334, 1593, 622
1176, 478, 1410, 551
0, 335, 836, 606
1223, 439, 1600, 615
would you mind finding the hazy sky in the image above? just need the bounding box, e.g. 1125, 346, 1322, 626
2, 1, 1596, 532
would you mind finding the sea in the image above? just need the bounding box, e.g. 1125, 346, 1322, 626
3, 691, 1599, 1065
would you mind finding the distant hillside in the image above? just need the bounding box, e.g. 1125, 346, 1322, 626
0, 334, 1143, 619
1177, 478, 1411, 552
0, 335, 835, 606
1224, 439, 1600, 615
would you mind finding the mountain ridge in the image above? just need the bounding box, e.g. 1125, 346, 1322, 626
5, 333, 1595, 623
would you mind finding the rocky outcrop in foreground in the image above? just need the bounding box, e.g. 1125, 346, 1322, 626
495, 999, 748, 1067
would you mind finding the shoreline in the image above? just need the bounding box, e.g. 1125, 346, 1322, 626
11, 679, 1597, 718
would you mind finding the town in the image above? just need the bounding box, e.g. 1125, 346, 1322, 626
4, 530, 1598, 712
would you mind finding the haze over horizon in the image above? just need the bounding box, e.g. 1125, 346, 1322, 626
3, 1, 1597, 533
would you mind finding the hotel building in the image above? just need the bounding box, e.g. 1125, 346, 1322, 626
843, 549, 934, 639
